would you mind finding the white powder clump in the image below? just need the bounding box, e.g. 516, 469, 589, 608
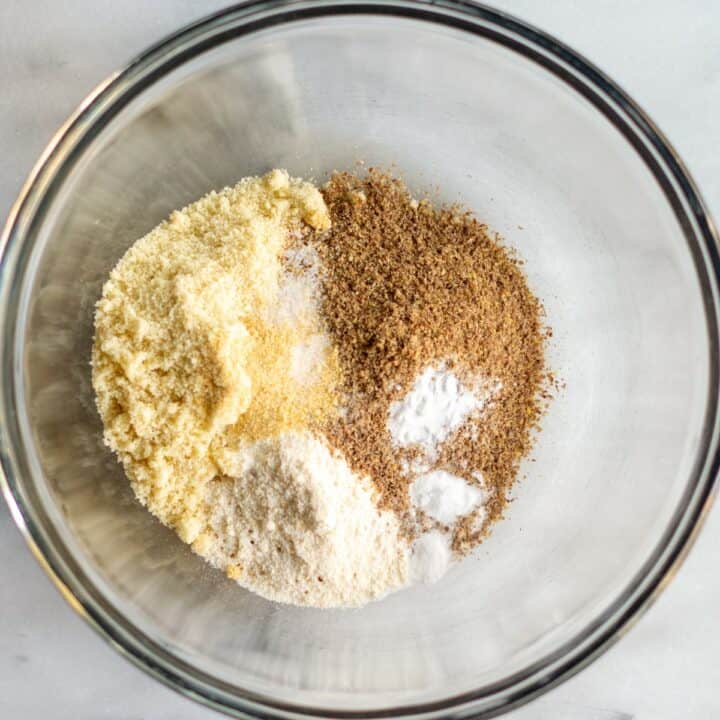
388, 364, 485, 455
196, 432, 409, 608
410, 531, 451, 584
410, 470, 483, 525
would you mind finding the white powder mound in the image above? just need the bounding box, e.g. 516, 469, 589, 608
410, 470, 483, 525
196, 432, 409, 608
388, 364, 485, 454
410, 531, 451, 584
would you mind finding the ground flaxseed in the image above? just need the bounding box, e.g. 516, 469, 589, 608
313, 169, 549, 553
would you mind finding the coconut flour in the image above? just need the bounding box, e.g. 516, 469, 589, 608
200, 432, 408, 608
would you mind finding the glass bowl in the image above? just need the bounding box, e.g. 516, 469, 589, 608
1, 1, 719, 718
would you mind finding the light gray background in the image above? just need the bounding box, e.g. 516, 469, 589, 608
1, 2, 718, 718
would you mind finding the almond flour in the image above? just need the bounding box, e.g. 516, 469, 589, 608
92, 170, 338, 543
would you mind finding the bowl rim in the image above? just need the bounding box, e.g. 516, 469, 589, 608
1, 1, 719, 718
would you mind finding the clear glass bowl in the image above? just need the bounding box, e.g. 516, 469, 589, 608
1, 1, 719, 718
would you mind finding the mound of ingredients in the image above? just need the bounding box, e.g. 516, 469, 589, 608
92, 168, 548, 608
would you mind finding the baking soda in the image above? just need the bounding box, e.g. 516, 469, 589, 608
410, 531, 451, 584
410, 470, 483, 525
388, 365, 483, 454
389, 363, 496, 585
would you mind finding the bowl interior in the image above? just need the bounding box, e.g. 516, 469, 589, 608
10, 11, 713, 713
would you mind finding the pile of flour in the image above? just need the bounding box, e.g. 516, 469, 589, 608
197, 432, 408, 608
92, 170, 335, 546
92, 168, 514, 610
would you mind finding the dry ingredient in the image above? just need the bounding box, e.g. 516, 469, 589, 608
200, 432, 408, 608
388, 364, 490, 456
410, 531, 452, 584
410, 470, 484, 525
92, 169, 339, 546
92, 165, 550, 609
314, 169, 548, 553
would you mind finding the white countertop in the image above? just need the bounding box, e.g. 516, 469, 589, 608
1, 2, 719, 718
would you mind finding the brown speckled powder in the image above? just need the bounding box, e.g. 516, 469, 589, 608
312, 169, 550, 553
